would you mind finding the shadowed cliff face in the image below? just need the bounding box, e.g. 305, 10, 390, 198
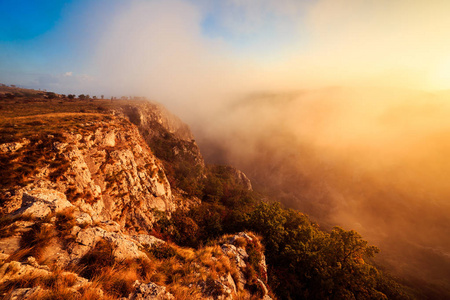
194, 87, 450, 298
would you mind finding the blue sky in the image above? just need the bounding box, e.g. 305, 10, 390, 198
0, 0, 66, 40
1, 0, 449, 99
0, 0, 134, 93
0, 0, 304, 92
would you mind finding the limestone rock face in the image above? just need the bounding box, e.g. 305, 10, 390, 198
1, 116, 176, 232
219, 232, 272, 300
16, 188, 73, 218
120, 102, 194, 142
229, 168, 252, 191
0, 138, 30, 153
70, 225, 161, 261
118, 102, 205, 169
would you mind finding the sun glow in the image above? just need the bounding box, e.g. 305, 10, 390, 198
432, 56, 450, 90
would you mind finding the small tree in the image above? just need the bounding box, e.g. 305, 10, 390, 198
46, 92, 57, 99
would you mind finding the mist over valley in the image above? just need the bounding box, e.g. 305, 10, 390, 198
194, 87, 450, 297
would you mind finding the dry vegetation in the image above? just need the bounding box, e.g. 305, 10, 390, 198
1, 231, 262, 299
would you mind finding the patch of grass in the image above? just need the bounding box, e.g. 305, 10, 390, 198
65, 188, 97, 204
167, 283, 202, 300
0, 274, 41, 295
77, 248, 157, 298
234, 236, 248, 248
14, 221, 55, 262
28, 288, 78, 300
0, 214, 33, 238
0, 269, 82, 299
145, 243, 179, 260
77, 239, 116, 280
48, 155, 71, 181
55, 208, 76, 233
55, 208, 77, 247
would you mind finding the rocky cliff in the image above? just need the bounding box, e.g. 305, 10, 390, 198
0, 100, 271, 299
1, 115, 173, 231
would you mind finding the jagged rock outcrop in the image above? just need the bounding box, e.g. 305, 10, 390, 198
70, 225, 165, 261
118, 101, 205, 174
7, 287, 42, 300
0, 100, 273, 299
2, 116, 175, 232
16, 188, 73, 218
119, 102, 194, 142
219, 232, 272, 300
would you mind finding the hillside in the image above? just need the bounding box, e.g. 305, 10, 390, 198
0, 87, 415, 299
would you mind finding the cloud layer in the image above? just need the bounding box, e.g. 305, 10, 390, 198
3, 0, 450, 110
69, 0, 448, 121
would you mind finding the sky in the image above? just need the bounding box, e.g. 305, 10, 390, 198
1, 0, 450, 112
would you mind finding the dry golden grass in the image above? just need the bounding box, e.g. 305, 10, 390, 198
94, 266, 137, 298
0, 269, 86, 300
0, 213, 33, 239
55, 208, 76, 233
7, 220, 55, 263
78, 286, 115, 300
140, 241, 244, 298
234, 236, 248, 248
0, 93, 149, 120
2, 234, 252, 300
77, 239, 116, 280
169, 283, 204, 299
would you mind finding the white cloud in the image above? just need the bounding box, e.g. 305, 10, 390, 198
87, 0, 450, 122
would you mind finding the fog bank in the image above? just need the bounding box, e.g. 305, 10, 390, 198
193, 87, 450, 298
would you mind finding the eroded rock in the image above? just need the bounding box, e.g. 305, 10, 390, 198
16, 188, 73, 218
128, 281, 174, 300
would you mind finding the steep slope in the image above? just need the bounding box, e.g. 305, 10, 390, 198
117, 102, 206, 199
0, 105, 272, 299
1, 114, 173, 232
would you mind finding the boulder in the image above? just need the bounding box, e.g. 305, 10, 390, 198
71, 227, 147, 261
16, 188, 73, 218
131, 234, 165, 248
